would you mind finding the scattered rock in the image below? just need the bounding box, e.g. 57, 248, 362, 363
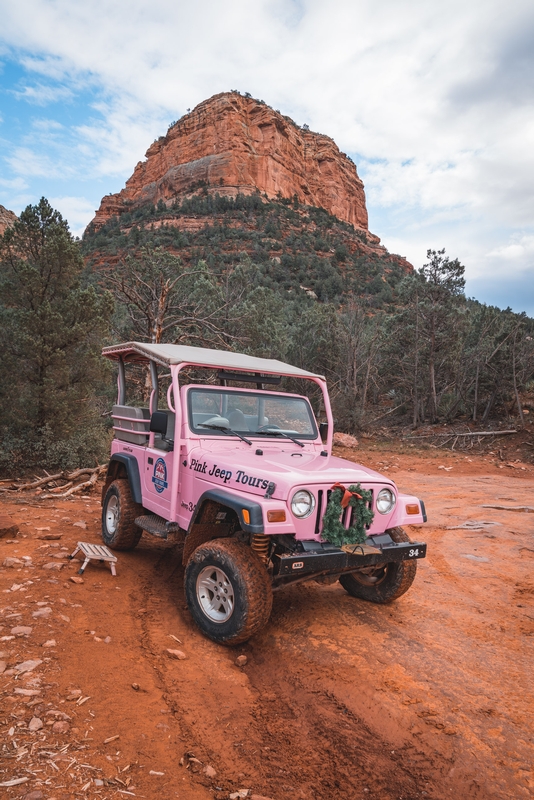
46, 709, 71, 720
73, 521, 87, 529
42, 562, 63, 570
251, 796, 275, 800
59, 614, 70, 622
166, 648, 186, 660
32, 607, 52, 618
235, 655, 248, 667
0, 661, 6, 674
37, 533, 62, 540
3, 557, 24, 568
14, 688, 41, 696
438, 465, 453, 471
70, 576, 84, 584
28, 717, 44, 731
333, 432, 359, 448
11, 626, 33, 636
460, 553, 490, 563
131, 683, 140, 691
42, 640, 56, 648
23, 791, 44, 800
0, 517, 19, 538
149, 770, 165, 776
52, 720, 70, 734
14, 659, 42, 673
229, 791, 250, 799
203, 764, 217, 779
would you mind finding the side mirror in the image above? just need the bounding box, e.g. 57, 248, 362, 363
150, 411, 168, 436
319, 422, 328, 444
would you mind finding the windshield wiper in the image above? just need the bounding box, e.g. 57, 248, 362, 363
255, 428, 305, 448
198, 423, 252, 446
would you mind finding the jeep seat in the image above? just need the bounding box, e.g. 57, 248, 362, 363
112, 405, 150, 445
153, 410, 176, 451
228, 408, 248, 430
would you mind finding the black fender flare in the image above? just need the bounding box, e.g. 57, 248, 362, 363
108, 454, 143, 504
190, 489, 264, 534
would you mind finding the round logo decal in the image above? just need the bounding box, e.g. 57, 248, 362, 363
152, 457, 168, 493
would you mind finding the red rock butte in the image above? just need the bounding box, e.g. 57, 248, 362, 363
89, 92, 370, 231
0, 204, 17, 237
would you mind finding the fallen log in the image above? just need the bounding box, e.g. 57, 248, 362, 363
65, 466, 106, 480
14, 473, 63, 491
405, 430, 517, 439
40, 470, 100, 500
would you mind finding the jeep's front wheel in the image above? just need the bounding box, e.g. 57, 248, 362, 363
339, 526, 417, 603
102, 479, 143, 551
184, 538, 273, 645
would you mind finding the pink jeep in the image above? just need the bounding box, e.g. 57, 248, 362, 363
101, 342, 427, 645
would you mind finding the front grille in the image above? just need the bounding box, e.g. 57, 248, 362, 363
314, 487, 373, 536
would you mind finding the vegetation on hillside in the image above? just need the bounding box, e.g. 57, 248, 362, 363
83, 194, 534, 432
1, 196, 533, 472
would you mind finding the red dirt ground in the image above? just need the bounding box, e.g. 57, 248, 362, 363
1, 443, 533, 800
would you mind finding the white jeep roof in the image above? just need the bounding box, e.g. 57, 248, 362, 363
102, 342, 325, 380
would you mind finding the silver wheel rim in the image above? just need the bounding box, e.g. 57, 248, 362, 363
196, 565, 235, 623
105, 495, 119, 534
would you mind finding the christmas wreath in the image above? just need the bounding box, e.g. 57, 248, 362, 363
321, 482, 374, 547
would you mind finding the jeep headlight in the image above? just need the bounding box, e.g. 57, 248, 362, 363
291, 489, 316, 519
376, 488, 396, 514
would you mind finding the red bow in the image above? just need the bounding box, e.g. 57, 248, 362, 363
331, 482, 362, 508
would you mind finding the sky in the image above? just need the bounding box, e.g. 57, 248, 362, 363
0, 0, 533, 316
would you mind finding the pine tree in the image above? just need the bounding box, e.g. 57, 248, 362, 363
0, 198, 113, 471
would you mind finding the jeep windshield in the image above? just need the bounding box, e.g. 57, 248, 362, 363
188, 387, 318, 440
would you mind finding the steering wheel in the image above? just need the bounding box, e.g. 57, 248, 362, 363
256, 424, 280, 432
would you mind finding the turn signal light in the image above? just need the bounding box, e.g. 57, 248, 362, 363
267, 510, 286, 523
242, 509, 251, 524
406, 504, 420, 515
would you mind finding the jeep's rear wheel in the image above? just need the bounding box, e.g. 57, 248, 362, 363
339, 526, 417, 604
102, 479, 143, 551
184, 538, 273, 645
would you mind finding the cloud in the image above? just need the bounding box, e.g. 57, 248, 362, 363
0, 176, 28, 192
12, 82, 74, 105
48, 195, 99, 238
485, 234, 534, 271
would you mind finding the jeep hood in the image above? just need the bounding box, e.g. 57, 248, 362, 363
189, 443, 393, 501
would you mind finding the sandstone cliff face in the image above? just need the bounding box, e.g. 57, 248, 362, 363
90, 92, 369, 231
0, 205, 17, 236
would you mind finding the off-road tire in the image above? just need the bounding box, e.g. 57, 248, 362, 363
102, 479, 143, 551
339, 526, 417, 604
184, 538, 273, 646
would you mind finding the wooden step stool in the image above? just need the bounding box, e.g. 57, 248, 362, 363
69, 542, 118, 576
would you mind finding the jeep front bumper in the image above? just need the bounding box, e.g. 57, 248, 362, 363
272, 535, 427, 578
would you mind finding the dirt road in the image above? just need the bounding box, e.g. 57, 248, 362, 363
1, 447, 533, 800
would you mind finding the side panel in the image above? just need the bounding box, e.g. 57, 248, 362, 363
141, 447, 175, 517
